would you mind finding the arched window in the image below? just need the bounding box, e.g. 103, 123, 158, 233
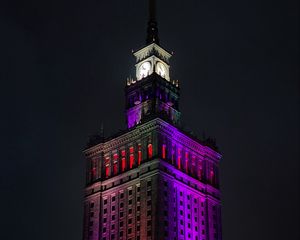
148, 143, 153, 159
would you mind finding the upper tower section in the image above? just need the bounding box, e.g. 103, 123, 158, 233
125, 0, 181, 129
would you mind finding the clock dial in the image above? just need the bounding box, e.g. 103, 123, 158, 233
156, 62, 166, 78
138, 61, 151, 79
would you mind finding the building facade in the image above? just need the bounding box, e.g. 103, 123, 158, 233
82, 1, 222, 240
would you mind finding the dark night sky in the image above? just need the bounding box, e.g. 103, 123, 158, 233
0, 0, 299, 239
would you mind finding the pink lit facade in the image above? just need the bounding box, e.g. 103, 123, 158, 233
83, 1, 222, 239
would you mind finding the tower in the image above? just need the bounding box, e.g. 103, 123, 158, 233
82, 1, 222, 240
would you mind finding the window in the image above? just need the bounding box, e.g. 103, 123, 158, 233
128, 228, 132, 234
171, 146, 175, 164
128, 218, 132, 224
120, 202, 124, 208
112, 196, 116, 202
138, 144, 142, 165
91, 159, 96, 180
147, 230, 152, 236
113, 154, 118, 175
112, 215, 115, 220
177, 148, 181, 169
162, 144, 166, 159
104, 199, 108, 205
185, 151, 189, 172
120, 221, 123, 227
121, 150, 126, 171
129, 147, 134, 169
148, 143, 153, 159
147, 181, 152, 187
129, 189, 133, 195
105, 164, 110, 178
112, 206, 115, 211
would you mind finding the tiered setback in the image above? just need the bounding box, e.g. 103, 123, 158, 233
83, 118, 222, 240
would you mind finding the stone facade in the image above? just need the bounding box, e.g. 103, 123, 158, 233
83, 119, 222, 240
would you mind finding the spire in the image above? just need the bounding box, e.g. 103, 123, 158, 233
146, 0, 159, 45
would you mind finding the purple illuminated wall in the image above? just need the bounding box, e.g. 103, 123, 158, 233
83, 119, 222, 240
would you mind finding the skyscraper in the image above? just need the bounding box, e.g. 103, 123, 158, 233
82, 1, 222, 239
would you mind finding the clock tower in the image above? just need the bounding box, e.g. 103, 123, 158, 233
82, 1, 222, 240
125, 1, 180, 129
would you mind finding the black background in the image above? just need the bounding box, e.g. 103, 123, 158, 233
0, 0, 299, 239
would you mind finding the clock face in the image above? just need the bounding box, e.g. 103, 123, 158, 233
156, 62, 166, 78
138, 61, 151, 79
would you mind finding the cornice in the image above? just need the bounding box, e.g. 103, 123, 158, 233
84, 118, 222, 162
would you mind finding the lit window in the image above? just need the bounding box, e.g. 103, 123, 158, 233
162, 144, 166, 159
185, 151, 189, 172
148, 143, 153, 159
138, 144, 142, 165
113, 154, 118, 175
121, 150, 126, 172
177, 148, 181, 169
129, 147, 134, 169
105, 164, 110, 178
171, 146, 175, 164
